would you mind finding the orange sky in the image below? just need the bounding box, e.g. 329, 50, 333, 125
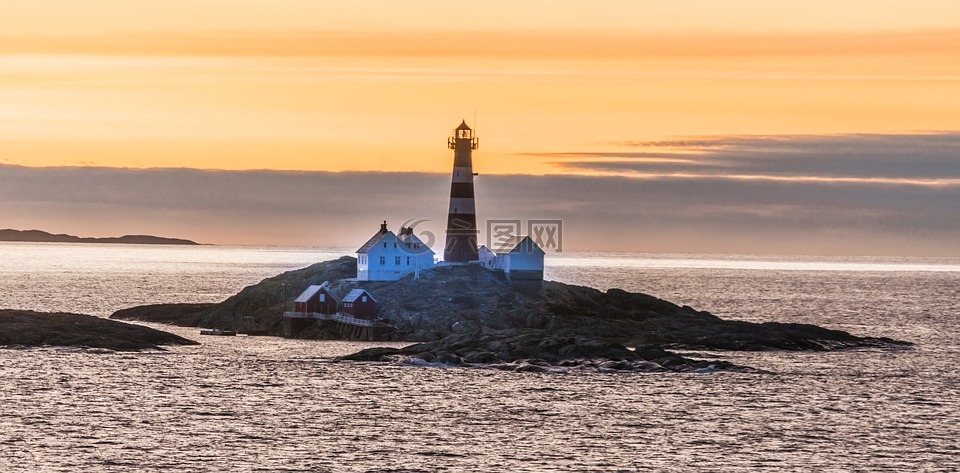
2, 1, 959, 254
2, 1, 960, 175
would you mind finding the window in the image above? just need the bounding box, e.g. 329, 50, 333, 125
406, 256, 410, 265
395, 256, 401, 265
383, 242, 387, 248
393, 242, 397, 248
319, 294, 325, 302
379, 256, 385, 265
362, 296, 367, 303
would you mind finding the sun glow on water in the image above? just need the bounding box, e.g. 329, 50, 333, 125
548, 252, 960, 272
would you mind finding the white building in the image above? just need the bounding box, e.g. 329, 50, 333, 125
477, 245, 497, 269
357, 221, 436, 281
494, 236, 545, 281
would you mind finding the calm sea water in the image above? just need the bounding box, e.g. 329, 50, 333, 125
1, 242, 959, 471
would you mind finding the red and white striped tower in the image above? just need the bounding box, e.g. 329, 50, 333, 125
443, 120, 479, 263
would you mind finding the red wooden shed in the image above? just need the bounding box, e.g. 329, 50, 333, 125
292, 282, 339, 315
340, 289, 379, 319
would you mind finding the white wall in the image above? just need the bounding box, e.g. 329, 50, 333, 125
507, 251, 543, 271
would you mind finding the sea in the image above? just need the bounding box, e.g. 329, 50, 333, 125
1, 242, 958, 472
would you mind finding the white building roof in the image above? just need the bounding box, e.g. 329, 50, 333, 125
493, 235, 545, 255
358, 221, 436, 256
357, 230, 393, 254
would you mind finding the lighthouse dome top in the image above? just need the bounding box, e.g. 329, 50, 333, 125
450, 119, 477, 147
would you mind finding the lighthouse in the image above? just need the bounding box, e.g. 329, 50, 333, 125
443, 120, 480, 263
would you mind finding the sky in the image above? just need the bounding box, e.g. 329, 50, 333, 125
1, 1, 959, 255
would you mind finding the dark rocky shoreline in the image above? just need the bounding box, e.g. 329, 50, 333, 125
0, 310, 198, 351
109, 256, 910, 372
339, 330, 766, 373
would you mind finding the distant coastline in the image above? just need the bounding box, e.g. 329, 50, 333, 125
0, 229, 200, 246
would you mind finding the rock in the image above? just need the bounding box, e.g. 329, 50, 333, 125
110, 303, 214, 327
338, 346, 405, 362
335, 329, 768, 373
415, 352, 436, 363
437, 353, 463, 366
0, 310, 198, 351
514, 363, 550, 373
451, 321, 478, 334
462, 351, 500, 364
634, 361, 667, 372
109, 255, 911, 373
599, 360, 634, 371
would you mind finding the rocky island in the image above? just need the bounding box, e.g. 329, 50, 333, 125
0, 310, 198, 350
111, 256, 909, 372
0, 229, 199, 245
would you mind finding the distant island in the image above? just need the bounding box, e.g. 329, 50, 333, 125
0, 229, 199, 245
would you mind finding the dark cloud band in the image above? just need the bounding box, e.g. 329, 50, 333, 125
535, 132, 960, 182
1, 156, 957, 255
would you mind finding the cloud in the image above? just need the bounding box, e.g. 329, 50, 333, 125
541, 132, 960, 184
3, 29, 960, 59
0, 166, 450, 244
1, 162, 957, 256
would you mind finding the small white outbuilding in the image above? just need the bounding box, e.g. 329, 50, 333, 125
477, 245, 497, 269
494, 235, 545, 281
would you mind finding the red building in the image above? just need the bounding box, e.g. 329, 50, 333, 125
340, 289, 379, 319
292, 282, 339, 314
